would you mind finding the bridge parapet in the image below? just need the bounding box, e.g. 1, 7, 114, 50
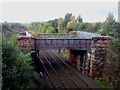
35, 38, 91, 50
17, 36, 111, 52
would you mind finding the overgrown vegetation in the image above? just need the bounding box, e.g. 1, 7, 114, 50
36, 34, 79, 38
101, 15, 120, 90
2, 36, 46, 89
92, 78, 111, 90
2, 22, 46, 89
105, 40, 120, 89
2, 22, 27, 37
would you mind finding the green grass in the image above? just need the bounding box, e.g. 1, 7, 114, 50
36, 35, 79, 38
92, 78, 111, 90
62, 52, 67, 59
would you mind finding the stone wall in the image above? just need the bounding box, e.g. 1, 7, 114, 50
17, 37, 35, 52
67, 36, 112, 78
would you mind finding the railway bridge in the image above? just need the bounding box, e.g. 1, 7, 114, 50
17, 36, 111, 88
17, 36, 111, 77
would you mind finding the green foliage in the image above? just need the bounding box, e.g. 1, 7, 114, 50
2, 22, 27, 37
2, 37, 45, 89
30, 22, 56, 33
2, 22, 12, 31
58, 18, 64, 33
29, 13, 118, 38
92, 78, 111, 89
60, 50, 67, 59
92, 22, 101, 33
85, 23, 94, 32
75, 22, 86, 31
97, 29, 105, 35
48, 19, 58, 32
106, 38, 120, 90
102, 13, 117, 37
76, 15, 83, 23
37, 34, 79, 38
29, 22, 43, 33
66, 19, 76, 32
42, 23, 56, 33
62, 13, 73, 28
10, 34, 20, 45
29, 13, 85, 33
102, 16, 119, 89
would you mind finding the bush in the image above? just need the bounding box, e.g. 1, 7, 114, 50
2, 37, 45, 89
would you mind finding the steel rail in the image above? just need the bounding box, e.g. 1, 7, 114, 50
48, 50, 90, 88
49, 50, 93, 89
45, 50, 81, 89
39, 50, 66, 88
38, 56, 55, 88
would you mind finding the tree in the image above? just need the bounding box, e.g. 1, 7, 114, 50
2, 22, 12, 37
97, 28, 105, 35
102, 13, 117, 37
48, 19, 58, 32
105, 36, 120, 89
62, 13, 72, 28
84, 23, 94, 32
2, 22, 27, 37
2, 37, 45, 89
2, 22, 12, 31
102, 14, 120, 89
76, 15, 83, 23
45, 26, 56, 33
42, 23, 56, 33
66, 19, 76, 32
92, 22, 101, 33
58, 17, 64, 33
73, 15, 85, 31
29, 22, 56, 33
75, 22, 86, 31
9, 34, 20, 45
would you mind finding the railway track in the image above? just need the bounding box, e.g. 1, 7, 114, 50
39, 50, 97, 89
50, 50, 97, 88
41, 50, 81, 88
39, 51, 65, 88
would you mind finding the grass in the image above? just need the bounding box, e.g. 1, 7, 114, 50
36, 35, 79, 38
60, 50, 67, 59
92, 78, 111, 90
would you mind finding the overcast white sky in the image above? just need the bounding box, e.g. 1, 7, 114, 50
1, 2, 118, 23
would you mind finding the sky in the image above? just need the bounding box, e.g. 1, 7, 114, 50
1, 2, 118, 23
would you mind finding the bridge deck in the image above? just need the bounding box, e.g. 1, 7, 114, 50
17, 36, 111, 51
35, 38, 91, 50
